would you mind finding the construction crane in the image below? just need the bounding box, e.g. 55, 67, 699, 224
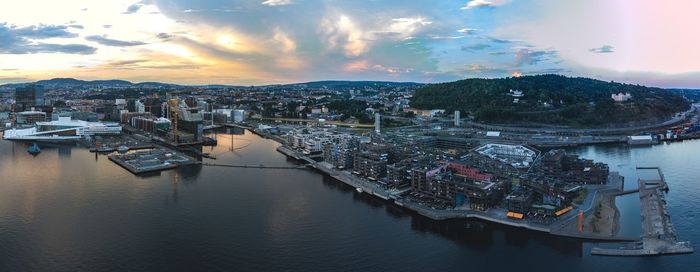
168, 99, 180, 144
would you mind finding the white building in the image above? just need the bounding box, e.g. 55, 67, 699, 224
3, 117, 121, 141
374, 113, 381, 133
135, 100, 146, 113
627, 135, 655, 145
454, 111, 461, 127
508, 89, 524, 97
475, 143, 538, 169
232, 110, 246, 123
612, 92, 632, 102
286, 128, 353, 155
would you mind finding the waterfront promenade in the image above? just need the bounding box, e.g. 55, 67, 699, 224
275, 145, 632, 241
257, 126, 693, 255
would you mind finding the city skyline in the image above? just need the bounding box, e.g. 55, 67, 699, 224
1, 0, 699, 88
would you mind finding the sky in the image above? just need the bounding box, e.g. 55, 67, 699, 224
0, 0, 699, 87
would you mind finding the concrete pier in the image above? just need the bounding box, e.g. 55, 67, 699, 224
591, 167, 693, 256
109, 149, 198, 174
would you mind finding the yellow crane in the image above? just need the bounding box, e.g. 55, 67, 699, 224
168, 99, 180, 144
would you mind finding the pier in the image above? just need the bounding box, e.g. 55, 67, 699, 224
109, 149, 198, 174
202, 162, 309, 170
591, 167, 693, 256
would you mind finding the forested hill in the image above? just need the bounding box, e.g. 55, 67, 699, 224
410, 75, 690, 127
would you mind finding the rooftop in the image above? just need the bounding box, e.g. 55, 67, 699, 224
474, 143, 538, 169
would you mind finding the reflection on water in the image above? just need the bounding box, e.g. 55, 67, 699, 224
0, 130, 698, 272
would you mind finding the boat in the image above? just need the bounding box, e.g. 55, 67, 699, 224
27, 143, 41, 155
356, 187, 363, 193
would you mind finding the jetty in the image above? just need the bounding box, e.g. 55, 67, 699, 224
109, 148, 198, 174
202, 162, 309, 170
591, 167, 693, 256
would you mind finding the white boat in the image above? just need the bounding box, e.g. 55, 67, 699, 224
356, 187, 363, 193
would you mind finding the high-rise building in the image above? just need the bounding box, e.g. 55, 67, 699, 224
454, 110, 461, 127
374, 113, 380, 133
14, 85, 45, 112
232, 110, 246, 123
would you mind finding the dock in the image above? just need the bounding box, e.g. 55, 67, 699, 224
89, 144, 154, 153
591, 167, 693, 256
109, 148, 198, 174
202, 162, 309, 170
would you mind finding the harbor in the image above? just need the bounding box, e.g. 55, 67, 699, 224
2, 123, 699, 270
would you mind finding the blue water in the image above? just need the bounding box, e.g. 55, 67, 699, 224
0, 129, 697, 271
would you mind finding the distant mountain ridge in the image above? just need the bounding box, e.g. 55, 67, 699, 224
0, 78, 422, 90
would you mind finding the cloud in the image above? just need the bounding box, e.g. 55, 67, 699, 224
528, 67, 570, 74
461, 64, 509, 75
461, 43, 490, 51
457, 28, 477, 34
30, 43, 97, 54
261, 0, 293, 6
0, 77, 33, 83
103, 59, 201, 70
11, 24, 78, 39
145, 0, 488, 82
156, 32, 173, 40
108, 59, 149, 66
85, 35, 147, 47
322, 15, 368, 57
514, 48, 557, 67
0, 23, 95, 55
589, 45, 614, 53
487, 36, 513, 44
123, 3, 144, 14
461, 0, 506, 10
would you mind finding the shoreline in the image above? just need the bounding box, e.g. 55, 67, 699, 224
273, 142, 635, 242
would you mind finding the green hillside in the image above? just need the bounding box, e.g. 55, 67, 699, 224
410, 75, 690, 126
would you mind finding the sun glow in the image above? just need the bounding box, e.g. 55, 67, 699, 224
217, 35, 235, 46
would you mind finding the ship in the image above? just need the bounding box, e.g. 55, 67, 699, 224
27, 143, 41, 155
